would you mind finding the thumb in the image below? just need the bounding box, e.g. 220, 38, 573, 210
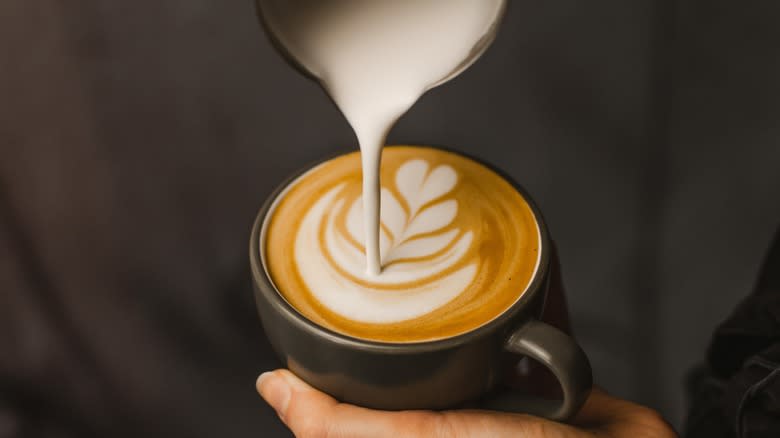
256, 369, 580, 438
257, 369, 441, 437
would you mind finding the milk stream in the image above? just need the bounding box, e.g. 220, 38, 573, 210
263, 0, 504, 275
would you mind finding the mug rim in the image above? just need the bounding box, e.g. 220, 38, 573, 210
249, 144, 551, 354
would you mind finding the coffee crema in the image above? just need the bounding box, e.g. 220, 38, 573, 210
264, 146, 539, 343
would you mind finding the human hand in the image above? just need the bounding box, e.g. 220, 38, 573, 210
257, 370, 677, 438
256, 246, 676, 437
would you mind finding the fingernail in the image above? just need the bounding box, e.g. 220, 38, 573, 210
257, 372, 291, 417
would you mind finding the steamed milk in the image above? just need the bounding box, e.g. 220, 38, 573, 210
265, 147, 540, 343
261, 1, 537, 342
262, 0, 505, 275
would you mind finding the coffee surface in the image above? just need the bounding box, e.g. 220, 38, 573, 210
264, 147, 539, 343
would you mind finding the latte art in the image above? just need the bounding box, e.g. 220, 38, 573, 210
297, 160, 476, 323
261, 0, 506, 275
265, 147, 540, 343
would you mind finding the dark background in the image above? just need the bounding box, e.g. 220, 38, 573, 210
1, 1, 779, 436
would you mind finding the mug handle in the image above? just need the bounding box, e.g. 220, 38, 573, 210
483, 319, 593, 421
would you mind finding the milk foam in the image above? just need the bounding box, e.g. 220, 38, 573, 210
263, 0, 505, 275
295, 160, 476, 323
265, 147, 541, 342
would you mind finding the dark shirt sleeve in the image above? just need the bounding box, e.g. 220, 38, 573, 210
686, 227, 780, 438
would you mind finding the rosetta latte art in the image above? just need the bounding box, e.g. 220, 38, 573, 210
296, 159, 476, 323
265, 147, 540, 343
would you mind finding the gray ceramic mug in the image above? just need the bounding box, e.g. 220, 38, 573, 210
250, 147, 592, 421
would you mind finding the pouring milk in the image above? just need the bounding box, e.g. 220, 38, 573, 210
260, 0, 506, 275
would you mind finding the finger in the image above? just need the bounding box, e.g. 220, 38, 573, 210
572, 388, 677, 438
257, 369, 442, 438
257, 370, 585, 438
574, 387, 655, 424
429, 409, 587, 438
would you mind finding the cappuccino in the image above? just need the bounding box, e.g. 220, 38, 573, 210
264, 146, 540, 343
